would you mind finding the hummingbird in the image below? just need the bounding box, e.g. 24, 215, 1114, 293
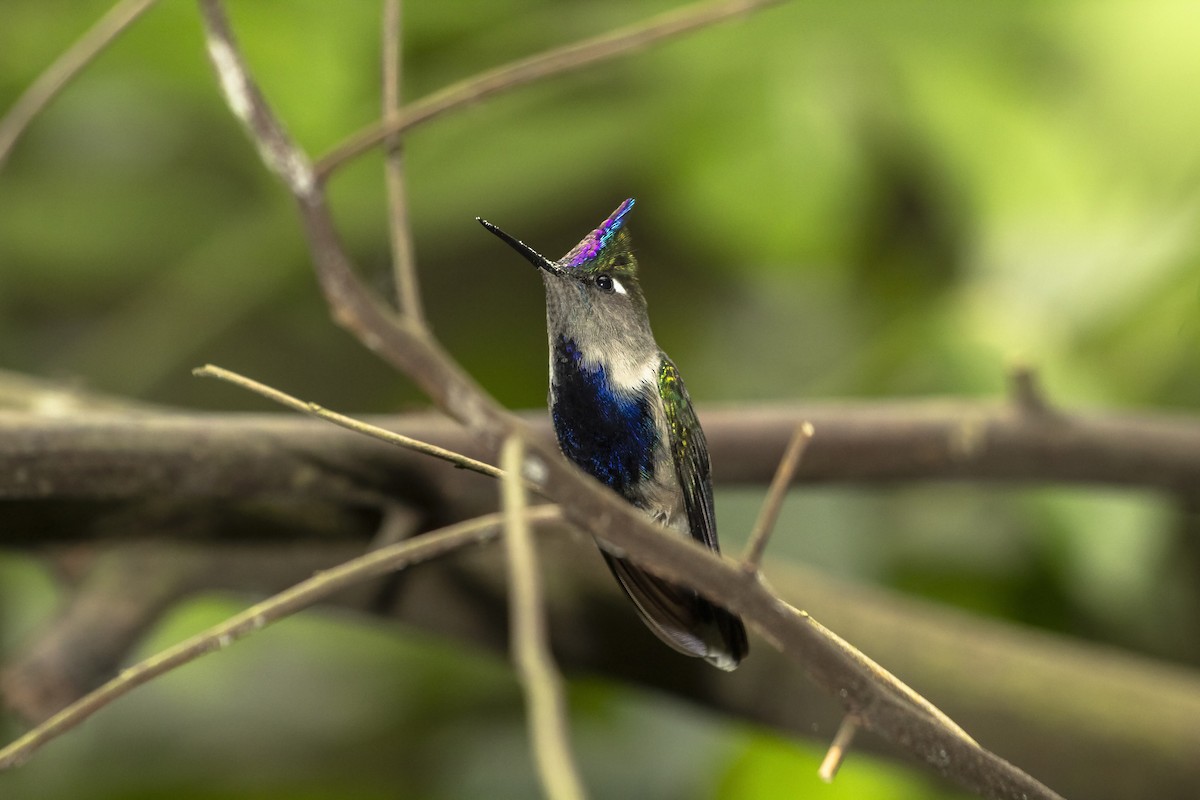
477, 198, 748, 670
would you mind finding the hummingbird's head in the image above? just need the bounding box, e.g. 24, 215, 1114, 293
478, 198, 654, 350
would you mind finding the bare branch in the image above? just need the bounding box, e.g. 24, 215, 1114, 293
7, 401, 1200, 506
3, 499, 426, 723
562, 513, 1060, 798
502, 437, 587, 800
740, 421, 813, 572
0, 0, 160, 170
315, 0, 788, 179
0, 506, 562, 770
358, 526, 1200, 800
197, 0, 490, 427
199, 0, 315, 197
381, 0, 425, 324
818, 716, 859, 783
1008, 363, 1054, 416
1, 541, 198, 724
193, 363, 502, 480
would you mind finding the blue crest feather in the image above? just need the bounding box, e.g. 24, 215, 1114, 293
564, 198, 635, 267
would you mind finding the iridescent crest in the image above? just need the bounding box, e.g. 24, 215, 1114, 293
561, 198, 637, 276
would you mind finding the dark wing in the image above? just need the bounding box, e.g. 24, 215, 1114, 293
656, 357, 719, 552
602, 554, 716, 659
645, 356, 749, 668
596, 356, 748, 670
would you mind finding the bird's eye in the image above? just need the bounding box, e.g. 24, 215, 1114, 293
595, 275, 614, 292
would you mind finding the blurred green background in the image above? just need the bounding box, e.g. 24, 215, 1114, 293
2, 0, 1199, 797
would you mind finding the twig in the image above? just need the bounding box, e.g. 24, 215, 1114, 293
740, 421, 813, 572
0, 0, 160, 170
1009, 363, 1053, 416
818, 716, 859, 782
0, 506, 562, 770
315, 0, 788, 179
193, 363, 502, 480
1, 540, 199, 724
381, 0, 424, 324
502, 436, 587, 800
200, 0, 484, 430
200, 0, 315, 198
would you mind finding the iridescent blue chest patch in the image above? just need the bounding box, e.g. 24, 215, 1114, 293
550, 337, 658, 500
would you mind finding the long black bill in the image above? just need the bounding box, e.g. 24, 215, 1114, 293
477, 217, 563, 275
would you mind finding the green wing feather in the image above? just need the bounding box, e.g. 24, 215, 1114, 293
598, 356, 748, 669
657, 357, 719, 552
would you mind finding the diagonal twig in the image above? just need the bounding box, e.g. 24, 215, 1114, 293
0, 506, 563, 770
201, 0, 315, 198
315, 0, 788, 179
740, 421, 813, 572
0, 0, 161, 170
502, 436, 587, 800
818, 715, 860, 782
193, 363, 502, 479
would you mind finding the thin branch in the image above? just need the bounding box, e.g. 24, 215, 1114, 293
200, 0, 487, 430
381, 0, 424, 325
1008, 363, 1054, 416
502, 436, 587, 800
200, 0, 315, 198
3, 500, 426, 724
818, 716, 859, 783
0, 0, 160, 170
0, 506, 562, 770
1, 540, 200, 724
315, 0, 787, 179
740, 421, 813, 572
193, 363, 502, 480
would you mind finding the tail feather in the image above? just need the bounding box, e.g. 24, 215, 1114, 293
602, 552, 748, 671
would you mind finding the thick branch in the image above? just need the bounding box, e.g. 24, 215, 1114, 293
3, 401, 1200, 508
